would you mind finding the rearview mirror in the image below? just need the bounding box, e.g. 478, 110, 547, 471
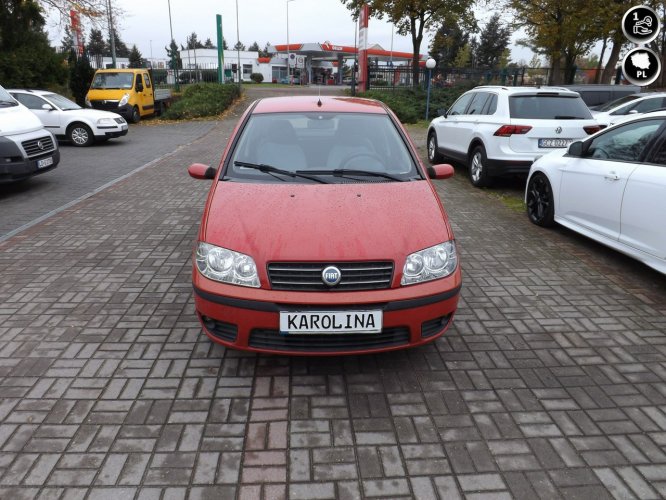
188, 163, 217, 180
427, 164, 454, 180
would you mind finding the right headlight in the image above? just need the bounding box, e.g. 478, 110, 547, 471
118, 93, 130, 106
401, 241, 457, 286
195, 242, 260, 288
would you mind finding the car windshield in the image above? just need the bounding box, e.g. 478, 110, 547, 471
45, 93, 80, 110
595, 94, 642, 112
227, 112, 419, 183
91, 72, 134, 89
509, 95, 592, 119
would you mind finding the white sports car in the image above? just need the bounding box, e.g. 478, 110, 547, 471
526, 112, 666, 274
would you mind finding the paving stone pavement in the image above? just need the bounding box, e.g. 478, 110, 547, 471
0, 92, 666, 500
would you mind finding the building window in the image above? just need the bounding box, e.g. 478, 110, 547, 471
272, 66, 287, 83
243, 64, 252, 80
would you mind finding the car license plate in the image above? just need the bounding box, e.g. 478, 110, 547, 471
37, 156, 53, 169
279, 310, 382, 334
538, 138, 573, 148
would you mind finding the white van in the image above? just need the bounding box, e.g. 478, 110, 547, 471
0, 84, 59, 183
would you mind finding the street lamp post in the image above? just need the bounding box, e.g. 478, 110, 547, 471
425, 57, 436, 121
286, 0, 296, 84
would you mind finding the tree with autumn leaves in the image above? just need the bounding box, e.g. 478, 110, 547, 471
508, 0, 638, 85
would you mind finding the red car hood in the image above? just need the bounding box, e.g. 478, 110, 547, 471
203, 180, 452, 262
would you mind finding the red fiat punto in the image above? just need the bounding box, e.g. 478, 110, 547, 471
188, 96, 461, 355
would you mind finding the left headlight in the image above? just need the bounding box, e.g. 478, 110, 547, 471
401, 241, 457, 286
97, 117, 116, 125
195, 242, 260, 288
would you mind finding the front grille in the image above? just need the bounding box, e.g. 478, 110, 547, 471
268, 261, 394, 291
249, 327, 409, 352
90, 100, 119, 111
421, 315, 451, 338
201, 316, 238, 343
21, 136, 55, 158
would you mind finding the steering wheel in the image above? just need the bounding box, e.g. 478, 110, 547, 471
339, 151, 384, 169
592, 147, 609, 159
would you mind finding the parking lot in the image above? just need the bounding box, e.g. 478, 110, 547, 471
1, 89, 666, 499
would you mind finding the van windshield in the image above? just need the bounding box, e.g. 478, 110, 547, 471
91, 72, 134, 90
0, 86, 18, 106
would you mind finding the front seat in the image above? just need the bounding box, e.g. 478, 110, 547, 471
326, 124, 376, 169
255, 120, 307, 170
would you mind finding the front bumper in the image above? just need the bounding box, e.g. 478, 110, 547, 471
192, 272, 461, 356
90, 101, 134, 121
96, 125, 129, 139
0, 149, 60, 184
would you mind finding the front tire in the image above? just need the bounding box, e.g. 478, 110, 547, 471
468, 145, 493, 187
427, 132, 444, 164
130, 106, 141, 123
526, 173, 555, 227
67, 123, 93, 147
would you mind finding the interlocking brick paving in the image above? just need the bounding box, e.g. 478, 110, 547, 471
0, 89, 665, 499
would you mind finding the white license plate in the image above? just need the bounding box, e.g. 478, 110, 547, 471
538, 138, 573, 148
37, 157, 53, 169
279, 310, 382, 334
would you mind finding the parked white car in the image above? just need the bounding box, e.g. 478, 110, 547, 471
526, 113, 666, 274
591, 92, 666, 127
0, 85, 59, 183
8, 89, 128, 147
427, 86, 602, 187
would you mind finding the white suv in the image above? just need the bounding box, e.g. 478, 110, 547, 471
427, 86, 601, 187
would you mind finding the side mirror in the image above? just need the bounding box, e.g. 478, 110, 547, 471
437, 108, 447, 117
136, 83, 144, 92
567, 140, 586, 157
427, 164, 455, 180
628, 109, 638, 115
41, 103, 54, 111
188, 163, 217, 180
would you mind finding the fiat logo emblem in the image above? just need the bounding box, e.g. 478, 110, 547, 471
555, 126, 562, 134
322, 266, 342, 286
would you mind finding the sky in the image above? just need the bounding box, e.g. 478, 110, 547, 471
45, 0, 534, 64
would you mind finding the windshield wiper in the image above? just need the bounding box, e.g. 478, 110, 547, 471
300, 169, 405, 182
0, 101, 18, 107
233, 161, 329, 184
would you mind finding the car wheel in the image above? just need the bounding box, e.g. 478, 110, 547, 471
68, 123, 93, 147
427, 132, 444, 164
130, 106, 141, 123
526, 173, 555, 227
468, 145, 493, 187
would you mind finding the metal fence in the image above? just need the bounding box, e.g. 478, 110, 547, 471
367, 66, 607, 91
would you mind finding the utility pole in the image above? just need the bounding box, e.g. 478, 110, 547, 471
167, 0, 179, 89
235, 0, 241, 87
107, 0, 117, 68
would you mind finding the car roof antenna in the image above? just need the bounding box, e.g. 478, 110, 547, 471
317, 85, 322, 107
